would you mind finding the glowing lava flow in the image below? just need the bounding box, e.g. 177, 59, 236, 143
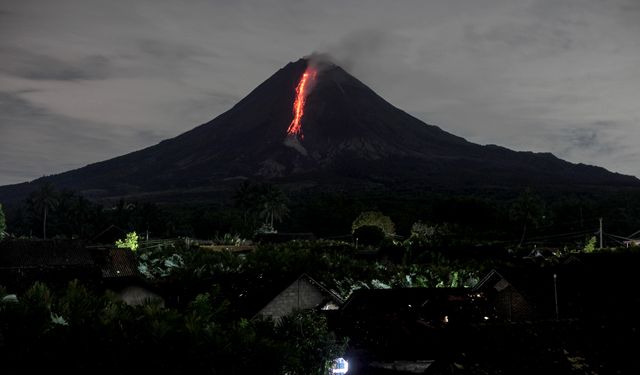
286, 68, 317, 139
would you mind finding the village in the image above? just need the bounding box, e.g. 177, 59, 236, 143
2, 211, 639, 373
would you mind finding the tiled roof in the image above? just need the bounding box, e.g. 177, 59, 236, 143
97, 248, 139, 278
0, 240, 94, 268
252, 273, 344, 319
299, 273, 345, 305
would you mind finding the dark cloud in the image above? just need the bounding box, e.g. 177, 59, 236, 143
464, 21, 574, 58
0, 91, 163, 184
137, 39, 213, 61
0, 46, 113, 81
0, 90, 45, 117
560, 124, 615, 155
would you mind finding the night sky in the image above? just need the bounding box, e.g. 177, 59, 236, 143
1, 0, 639, 186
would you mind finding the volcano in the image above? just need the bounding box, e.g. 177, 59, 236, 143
0, 57, 638, 203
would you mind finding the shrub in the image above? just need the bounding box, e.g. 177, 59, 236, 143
353, 225, 385, 247
352, 211, 395, 236
116, 231, 139, 251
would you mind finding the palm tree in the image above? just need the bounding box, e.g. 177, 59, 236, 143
31, 183, 59, 239
70, 195, 92, 238
509, 188, 545, 247
259, 186, 289, 231
233, 180, 260, 228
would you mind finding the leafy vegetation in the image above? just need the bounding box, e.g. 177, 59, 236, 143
352, 210, 396, 236
132, 238, 481, 315
115, 231, 139, 251
583, 235, 597, 253
0, 280, 345, 374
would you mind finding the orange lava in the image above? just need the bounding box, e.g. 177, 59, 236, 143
286, 68, 317, 139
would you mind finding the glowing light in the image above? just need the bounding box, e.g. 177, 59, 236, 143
286, 68, 317, 139
332, 358, 349, 374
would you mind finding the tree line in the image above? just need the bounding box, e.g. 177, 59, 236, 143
3, 182, 640, 247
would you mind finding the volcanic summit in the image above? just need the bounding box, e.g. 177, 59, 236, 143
0, 57, 638, 203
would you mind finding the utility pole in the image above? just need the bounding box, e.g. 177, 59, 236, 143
599, 217, 603, 250
553, 273, 559, 321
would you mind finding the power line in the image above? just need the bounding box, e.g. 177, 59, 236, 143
627, 229, 640, 238
605, 233, 634, 241
532, 217, 601, 230
523, 229, 596, 242
604, 234, 627, 245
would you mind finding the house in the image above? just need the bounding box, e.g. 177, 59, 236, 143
92, 247, 164, 307
340, 287, 486, 326
473, 269, 538, 321
473, 267, 589, 321
476, 251, 640, 323
0, 240, 99, 290
523, 247, 558, 260
0, 240, 163, 305
254, 273, 343, 321
335, 288, 486, 374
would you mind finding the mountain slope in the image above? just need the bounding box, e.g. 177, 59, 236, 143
0, 58, 638, 204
